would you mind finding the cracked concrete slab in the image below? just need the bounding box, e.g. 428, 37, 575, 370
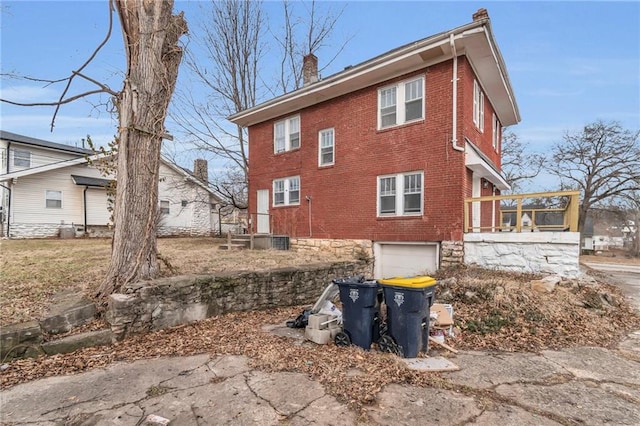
441, 351, 568, 389
0, 354, 210, 424
246, 370, 326, 416
468, 404, 563, 425
290, 394, 358, 425
495, 380, 640, 425
138, 375, 280, 425
365, 383, 481, 424
541, 346, 640, 385
618, 330, 640, 360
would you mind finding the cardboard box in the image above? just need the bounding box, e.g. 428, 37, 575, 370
430, 304, 454, 326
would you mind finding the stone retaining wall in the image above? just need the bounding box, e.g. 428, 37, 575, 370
107, 261, 371, 339
464, 232, 580, 277
290, 238, 373, 260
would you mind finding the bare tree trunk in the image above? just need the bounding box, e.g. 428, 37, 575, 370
97, 0, 187, 298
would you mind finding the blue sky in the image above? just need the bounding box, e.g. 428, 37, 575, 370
1, 1, 639, 190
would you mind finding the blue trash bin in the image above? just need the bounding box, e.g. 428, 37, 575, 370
333, 276, 381, 350
378, 276, 437, 358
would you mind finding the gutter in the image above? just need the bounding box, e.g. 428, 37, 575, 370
6, 141, 10, 174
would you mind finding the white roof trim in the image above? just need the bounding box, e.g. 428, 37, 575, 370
0, 154, 104, 182
464, 140, 510, 191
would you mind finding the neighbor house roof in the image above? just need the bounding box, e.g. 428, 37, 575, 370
71, 174, 113, 188
0, 130, 93, 155
229, 15, 519, 128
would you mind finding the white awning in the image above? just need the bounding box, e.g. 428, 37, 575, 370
465, 138, 510, 191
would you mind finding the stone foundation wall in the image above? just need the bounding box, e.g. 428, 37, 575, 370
107, 261, 371, 338
157, 225, 212, 237
464, 232, 580, 277
441, 240, 464, 268
8, 223, 73, 239
290, 238, 373, 260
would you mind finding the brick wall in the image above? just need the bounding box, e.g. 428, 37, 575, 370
248, 57, 500, 245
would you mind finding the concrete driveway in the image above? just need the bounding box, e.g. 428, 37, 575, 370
584, 262, 640, 312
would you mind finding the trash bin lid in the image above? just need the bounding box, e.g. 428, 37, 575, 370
378, 276, 437, 288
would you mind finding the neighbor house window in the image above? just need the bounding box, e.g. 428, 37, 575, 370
492, 113, 501, 151
273, 176, 300, 206
378, 76, 424, 129
13, 149, 31, 168
473, 80, 485, 132
274, 115, 300, 153
45, 190, 62, 208
318, 128, 335, 166
160, 200, 170, 214
377, 171, 423, 216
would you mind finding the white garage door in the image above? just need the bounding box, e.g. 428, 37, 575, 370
374, 243, 439, 279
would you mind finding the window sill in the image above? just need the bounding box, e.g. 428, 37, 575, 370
377, 118, 425, 133
376, 214, 423, 220
273, 147, 301, 156
272, 203, 301, 208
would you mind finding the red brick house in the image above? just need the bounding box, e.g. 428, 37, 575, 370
229, 9, 520, 278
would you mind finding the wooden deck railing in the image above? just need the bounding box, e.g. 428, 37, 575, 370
463, 190, 580, 233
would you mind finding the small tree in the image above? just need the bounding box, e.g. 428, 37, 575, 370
547, 120, 640, 233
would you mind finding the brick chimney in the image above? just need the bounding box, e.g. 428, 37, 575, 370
303, 53, 318, 86
472, 8, 489, 22
193, 159, 208, 184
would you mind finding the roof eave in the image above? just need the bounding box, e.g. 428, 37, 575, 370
229, 18, 519, 128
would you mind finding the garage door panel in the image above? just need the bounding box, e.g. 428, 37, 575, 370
375, 243, 438, 279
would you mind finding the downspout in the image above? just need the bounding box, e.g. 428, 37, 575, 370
83, 186, 88, 233
450, 34, 464, 152
306, 196, 313, 237
6, 142, 11, 173
0, 183, 11, 238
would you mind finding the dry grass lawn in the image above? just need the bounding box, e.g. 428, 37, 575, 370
0, 237, 356, 326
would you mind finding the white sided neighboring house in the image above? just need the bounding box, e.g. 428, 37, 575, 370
0, 130, 223, 239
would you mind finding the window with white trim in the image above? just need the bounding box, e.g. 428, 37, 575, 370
274, 115, 300, 153
492, 113, 501, 151
318, 128, 334, 166
377, 171, 423, 216
473, 80, 485, 132
273, 176, 300, 206
14, 149, 31, 168
378, 77, 424, 129
45, 190, 62, 208
160, 200, 170, 214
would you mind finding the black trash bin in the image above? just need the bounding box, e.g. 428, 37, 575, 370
378, 276, 437, 358
333, 276, 381, 350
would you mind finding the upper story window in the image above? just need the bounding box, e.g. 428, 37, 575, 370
13, 149, 31, 168
274, 115, 300, 153
318, 128, 335, 166
492, 113, 501, 151
45, 190, 62, 208
378, 77, 424, 129
473, 80, 485, 132
377, 171, 423, 217
160, 200, 170, 214
273, 176, 300, 206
